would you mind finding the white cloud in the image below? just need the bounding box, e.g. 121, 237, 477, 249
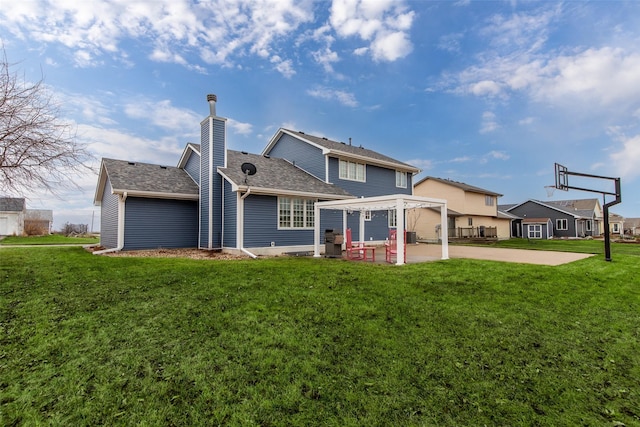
480, 111, 499, 134
124, 99, 200, 132
307, 87, 358, 107
610, 133, 640, 179
487, 150, 510, 160
228, 119, 253, 136
405, 158, 433, 170
329, 0, 415, 62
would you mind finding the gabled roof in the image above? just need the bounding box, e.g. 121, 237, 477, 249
0, 197, 26, 212
263, 128, 420, 173
177, 143, 201, 168
94, 158, 199, 204
415, 176, 503, 197
218, 150, 353, 199
544, 198, 601, 219
504, 199, 594, 219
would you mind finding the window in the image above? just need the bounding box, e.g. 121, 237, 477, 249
388, 209, 397, 228
364, 210, 371, 221
556, 218, 568, 230
528, 224, 542, 239
279, 197, 314, 229
613, 223, 620, 233
339, 159, 366, 182
485, 195, 494, 206
396, 171, 407, 188
586, 220, 592, 231
468, 218, 473, 226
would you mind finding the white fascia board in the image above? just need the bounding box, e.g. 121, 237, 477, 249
93, 161, 108, 205
217, 170, 239, 192
234, 185, 351, 200
177, 144, 201, 168
110, 189, 199, 201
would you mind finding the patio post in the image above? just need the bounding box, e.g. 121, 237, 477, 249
440, 201, 449, 260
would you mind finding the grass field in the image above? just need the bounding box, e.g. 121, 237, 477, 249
1, 245, 639, 426
0, 234, 99, 246
482, 237, 640, 256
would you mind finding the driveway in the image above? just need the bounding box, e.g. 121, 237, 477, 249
406, 243, 593, 266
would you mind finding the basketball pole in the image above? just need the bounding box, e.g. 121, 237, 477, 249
555, 164, 622, 262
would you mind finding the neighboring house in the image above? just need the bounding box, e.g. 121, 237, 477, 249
410, 177, 510, 241
94, 94, 420, 254
501, 198, 603, 239
608, 212, 624, 237
0, 198, 26, 235
624, 218, 640, 236
0, 198, 53, 235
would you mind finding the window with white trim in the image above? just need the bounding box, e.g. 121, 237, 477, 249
528, 224, 542, 239
485, 195, 494, 206
364, 210, 371, 221
586, 220, 592, 231
395, 171, 407, 188
556, 218, 568, 230
388, 209, 397, 228
613, 223, 620, 233
279, 197, 315, 229
339, 159, 366, 182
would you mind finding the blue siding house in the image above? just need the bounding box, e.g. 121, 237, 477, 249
94, 94, 420, 255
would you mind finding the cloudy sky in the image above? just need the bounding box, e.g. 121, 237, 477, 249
1, 0, 639, 230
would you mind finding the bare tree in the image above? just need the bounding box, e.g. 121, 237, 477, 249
0, 46, 92, 195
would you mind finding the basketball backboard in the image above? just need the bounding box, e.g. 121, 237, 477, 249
554, 163, 568, 191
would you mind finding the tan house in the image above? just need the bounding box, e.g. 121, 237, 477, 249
409, 177, 511, 242
608, 212, 624, 237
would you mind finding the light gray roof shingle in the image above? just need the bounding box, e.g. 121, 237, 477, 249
102, 158, 199, 196
0, 197, 26, 212
282, 129, 418, 171
219, 150, 352, 198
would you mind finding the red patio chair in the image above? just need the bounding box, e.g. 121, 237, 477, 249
345, 228, 376, 262
385, 229, 406, 263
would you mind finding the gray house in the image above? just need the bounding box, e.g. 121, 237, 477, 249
501, 199, 602, 239
94, 94, 420, 255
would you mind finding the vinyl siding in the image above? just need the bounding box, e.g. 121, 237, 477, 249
222, 180, 237, 248
199, 119, 210, 247
184, 151, 200, 185
100, 177, 119, 248
328, 157, 411, 197
123, 197, 198, 250
267, 133, 326, 180
211, 118, 225, 248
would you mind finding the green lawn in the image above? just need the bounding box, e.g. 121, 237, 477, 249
0, 234, 99, 246
1, 246, 639, 426
466, 237, 640, 256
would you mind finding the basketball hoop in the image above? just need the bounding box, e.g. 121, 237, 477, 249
544, 185, 556, 198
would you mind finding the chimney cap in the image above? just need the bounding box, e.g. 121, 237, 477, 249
207, 94, 217, 102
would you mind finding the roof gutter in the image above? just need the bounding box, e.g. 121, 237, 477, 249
93, 191, 127, 255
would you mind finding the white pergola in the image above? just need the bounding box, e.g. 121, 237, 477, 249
314, 194, 449, 265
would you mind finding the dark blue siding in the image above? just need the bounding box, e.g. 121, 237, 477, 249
328, 157, 411, 197
123, 197, 198, 250
243, 194, 314, 247
100, 177, 118, 248
509, 202, 577, 238
223, 180, 237, 248
345, 210, 392, 241
199, 120, 210, 247
184, 151, 200, 185
268, 133, 326, 180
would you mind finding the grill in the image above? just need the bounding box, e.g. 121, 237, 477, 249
324, 229, 343, 257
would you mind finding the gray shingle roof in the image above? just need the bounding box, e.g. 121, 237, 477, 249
0, 197, 25, 212
219, 150, 352, 198
102, 158, 199, 196
282, 129, 418, 171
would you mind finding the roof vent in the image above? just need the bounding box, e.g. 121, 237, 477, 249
263, 154, 270, 159
299, 131, 305, 134
128, 162, 136, 165
241, 151, 248, 154
349, 137, 352, 146
160, 166, 167, 169
322, 137, 328, 140
207, 94, 217, 116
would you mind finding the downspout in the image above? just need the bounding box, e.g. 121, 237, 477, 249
93, 192, 126, 255
239, 188, 258, 259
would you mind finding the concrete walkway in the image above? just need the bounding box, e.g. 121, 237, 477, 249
398, 243, 593, 266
